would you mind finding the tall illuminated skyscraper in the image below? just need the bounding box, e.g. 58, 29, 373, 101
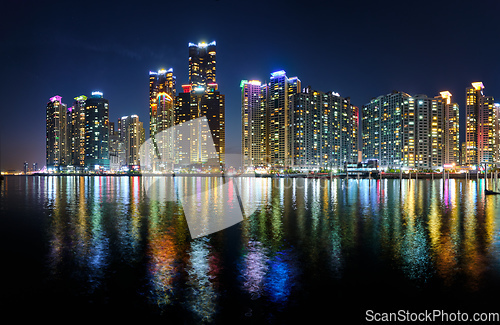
465, 82, 495, 165
119, 115, 145, 167
68, 95, 87, 168
495, 103, 500, 162
46, 95, 68, 169
149, 68, 176, 138
362, 91, 410, 167
84, 91, 110, 170
363, 91, 459, 169
188, 41, 216, 89
290, 88, 358, 170
175, 41, 225, 167
241, 80, 268, 169
439, 91, 460, 165
268, 70, 301, 167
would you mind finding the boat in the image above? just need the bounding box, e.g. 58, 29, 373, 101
485, 189, 500, 195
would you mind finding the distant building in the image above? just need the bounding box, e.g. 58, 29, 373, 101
241, 80, 267, 169
495, 103, 500, 163
120, 115, 145, 167
290, 87, 358, 170
439, 91, 460, 165
149, 68, 176, 140
175, 85, 225, 166
464, 82, 495, 165
84, 92, 109, 170
68, 95, 87, 169
188, 41, 216, 89
267, 70, 301, 167
109, 121, 123, 171
362, 91, 459, 169
173, 41, 225, 168
46, 95, 68, 169
362, 91, 410, 167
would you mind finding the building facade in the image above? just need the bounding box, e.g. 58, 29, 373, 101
149, 68, 176, 139
362, 91, 410, 167
267, 70, 301, 167
440, 91, 460, 165
241, 80, 267, 169
173, 41, 225, 168
362, 91, 459, 169
464, 82, 495, 165
290, 88, 358, 170
84, 91, 110, 170
188, 41, 216, 89
46, 95, 68, 169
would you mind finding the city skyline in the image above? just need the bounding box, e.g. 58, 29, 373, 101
1, 0, 500, 171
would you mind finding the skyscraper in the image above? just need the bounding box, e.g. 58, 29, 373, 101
465, 82, 495, 165
362, 91, 410, 167
174, 41, 225, 167
119, 115, 145, 167
289, 88, 358, 170
68, 95, 87, 169
439, 91, 460, 165
241, 80, 267, 169
495, 103, 500, 163
188, 41, 216, 89
267, 70, 301, 167
175, 86, 225, 166
363, 90, 459, 169
149, 68, 176, 138
46, 95, 68, 169
84, 91, 110, 170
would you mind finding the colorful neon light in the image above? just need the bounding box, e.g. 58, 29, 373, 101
270, 70, 286, 78
74, 95, 87, 102
471, 82, 484, 91
50, 95, 62, 102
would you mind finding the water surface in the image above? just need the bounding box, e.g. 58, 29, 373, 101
1, 176, 500, 323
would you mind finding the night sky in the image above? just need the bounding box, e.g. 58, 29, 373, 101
1, 0, 499, 171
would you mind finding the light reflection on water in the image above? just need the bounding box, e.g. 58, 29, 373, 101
1, 176, 500, 321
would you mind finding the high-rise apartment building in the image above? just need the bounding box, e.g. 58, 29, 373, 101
267, 70, 301, 167
84, 91, 110, 170
67, 95, 87, 168
362, 91, 410, 167
47, 92, 111, 172
188, 41, 216, 89
173, 41, 225, 167
175, 85, 225, 166
495, 103, 500, 163
465, 82, 495, 165
119, 115, 145, 167
362, 91, 459, 169
149, 68, 176, 138
440, 91, 460, 165
241, 80, 267, 169
46, 95, 68, 169
289, 88, 358, 170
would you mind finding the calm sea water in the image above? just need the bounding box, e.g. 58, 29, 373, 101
1, 176, 500, 323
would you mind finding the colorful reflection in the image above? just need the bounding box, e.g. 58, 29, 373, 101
2, 175, 500, 321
